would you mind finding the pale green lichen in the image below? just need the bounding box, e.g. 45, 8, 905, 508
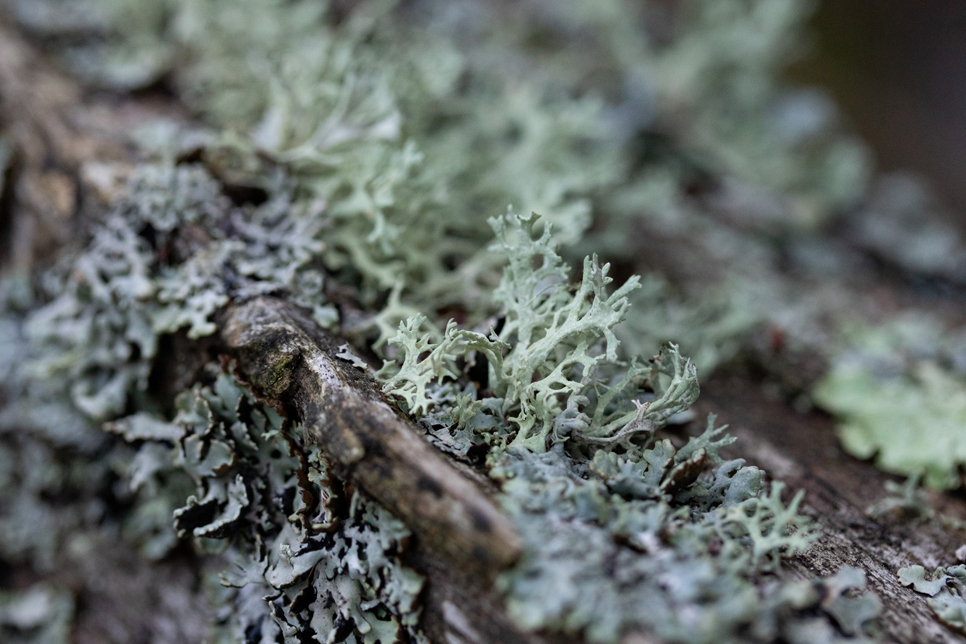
376, 213, 876, 642
899, 564, 966, 635
59, 0, 624, 319
814, 318, 966, 489
0, 0, 891, 641
380, 211, 680, 452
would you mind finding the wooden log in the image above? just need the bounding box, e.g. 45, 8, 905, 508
4, 10, 966, 644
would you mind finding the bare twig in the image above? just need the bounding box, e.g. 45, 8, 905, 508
221, 296, 522, 571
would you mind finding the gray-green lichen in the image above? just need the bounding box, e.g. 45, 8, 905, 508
814, 318, 966, 489
375, 210, 878, 642
379, 211, 670, 453
0, 584, 74, 644
0, 0, 893, 642
0, 161, 426, 639
114, 371, 426, 643
899, 564, 966, 635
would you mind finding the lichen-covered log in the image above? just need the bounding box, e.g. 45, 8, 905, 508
5, 2, 966, 644
218, 297, 553, 644
0, 11, 539, 644
221, 297, 522, 571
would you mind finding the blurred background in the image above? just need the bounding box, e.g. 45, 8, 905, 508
795, 0, 966, 225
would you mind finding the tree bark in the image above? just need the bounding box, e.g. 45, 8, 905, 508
699, 374, 966, 644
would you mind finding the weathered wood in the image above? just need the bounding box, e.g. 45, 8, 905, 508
219, 298, 551, 644
699, 372, 966, 644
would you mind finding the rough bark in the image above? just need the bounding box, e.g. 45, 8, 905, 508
699, 374, 966, 644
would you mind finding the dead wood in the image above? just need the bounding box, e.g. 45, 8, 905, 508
219, 296, 544, 644
3, 9, 966, 644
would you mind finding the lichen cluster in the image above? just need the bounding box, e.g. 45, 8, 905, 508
0, 0, 895, 642
815, 318, 966, 490
115, 372, 426, 643
899, 564, 966, 635
376, 215, 877, 643
0, 160, 426, 642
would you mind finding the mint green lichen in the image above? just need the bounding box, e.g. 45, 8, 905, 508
0, 0, 889, 641
815, 318, 966, 489
377, 213, 875, 642
381, 212, 665, 452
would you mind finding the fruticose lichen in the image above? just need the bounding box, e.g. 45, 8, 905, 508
374, 210, 877, 642
0, 0, 894, 642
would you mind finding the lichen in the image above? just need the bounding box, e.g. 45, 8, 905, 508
0, 0, 892, 641
0, 583, 74, 644
867, 474, 966, 537
375, 217, 874, 642
113, 370, 427, 643
0, 184, 425, 638
379, 211, 668, 453
490, 439, 826, 643
814, 318, 966, 489
899, 564, 966, 635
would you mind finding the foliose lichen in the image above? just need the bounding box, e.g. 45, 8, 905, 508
814, 318, 966, 489
0, 0, 892, 641
113, 370, 426, 643
899, 564, 966, 635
